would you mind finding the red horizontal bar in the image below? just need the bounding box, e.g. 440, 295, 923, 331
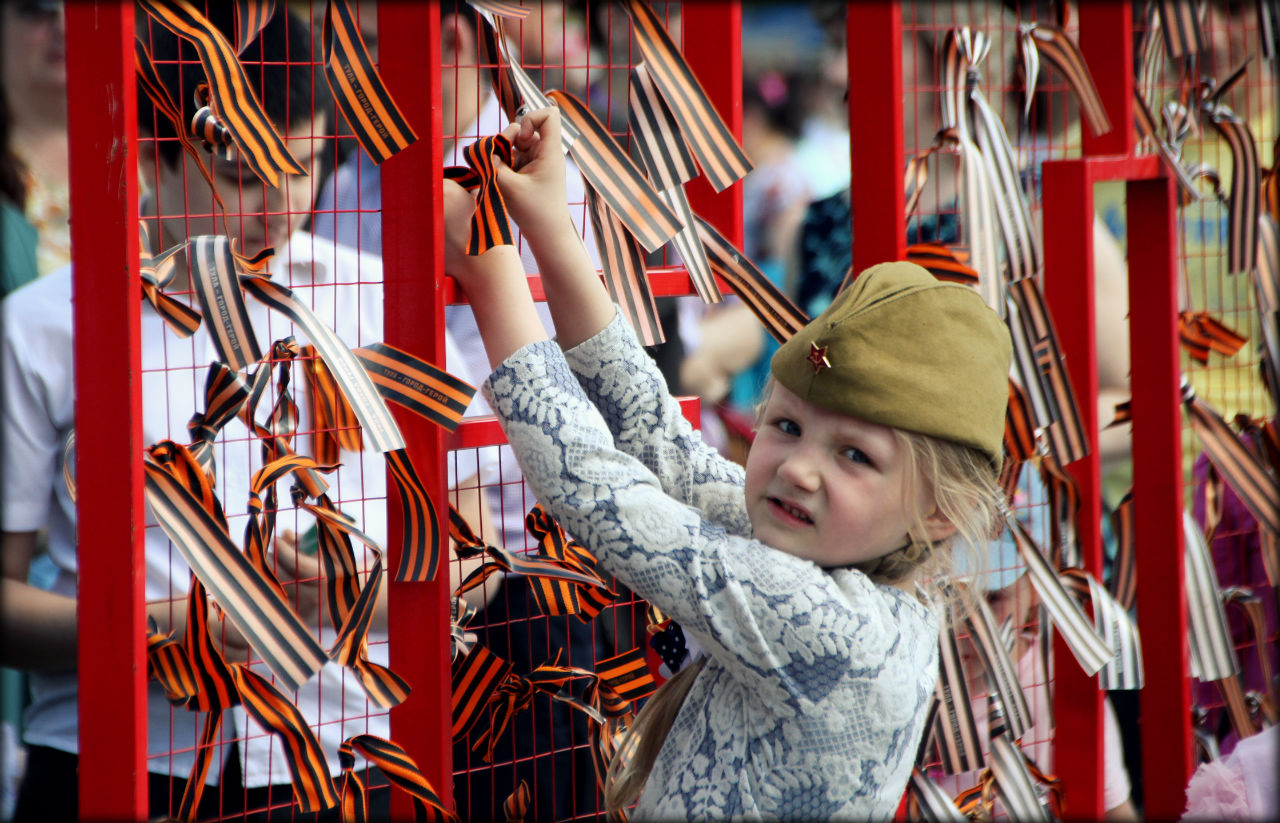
442, 267, 728, 304
447, 397, 702, 451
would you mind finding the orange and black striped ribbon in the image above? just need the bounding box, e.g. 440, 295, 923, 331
324, 0, 418, 165
953, 770, 997, 820
452, 526, 610, 603
290, 489, 361, 631
291, 494, 412, 707
384, 447, 441, 583
525, 504, 617, 620
241, 274, 405, 452
1182, 510, 1243, 683
144, 444, 328, 692
1008, 277, 1090, 464
971, 87, 1040, 284
188, 235, 264, 371
472, 7, 554, 131
503, 780, 530, 823
445, 133, 517, 254
960, 589, 1032, 740
1184, 386, 1280, 537
138, 0, 307, 188
548, 88, 683, 254
938, 30, 1002, 311
524, 655, 604, 722
585, 183, 665, 346
353, 342, 477, 432
1040, 455, 1082, 570
301, 344, 363, 465
1008, 516, 1112, 673
338, 736, 458, 823
1222, 587, 1278, 709
451, 644, 513, 741
186, 362, 251, 480
175, 577, 241, 822
906, 243, 980, 286
1019, 23, 1112, 137
1108, 490, 1137, 612
233, 664, 341, 812
1264, 139, 1279, 222
1207, 110, 1260, 275
931, 603, 984, 774
622, 0, 752, 193
595, 646, 657, 704
134, 37, 228, 222
907, 767, 967, 822
1133, 89, 1201, 200
628, 63, 698, 191
471, 672, 535, 762
145, 627, 199, 706
467, 0, 531, 19
629, 62, 720, 303
1178, 310, 1248, 364
1155, 0, 1205, 59
1004, 379, 1037, 465
1257, 216, 1280, 402
695, 215, 808, 343
1060, 568, 1145, 690
140, 234, 204, 337
988, 735, 1052, 821
191, 84, 234, 158
232, 0, 275, 53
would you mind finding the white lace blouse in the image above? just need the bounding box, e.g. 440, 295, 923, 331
482, 311, 941, 820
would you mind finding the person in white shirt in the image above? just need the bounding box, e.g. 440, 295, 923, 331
312, 5, 626, 820
2, 7, 489, 820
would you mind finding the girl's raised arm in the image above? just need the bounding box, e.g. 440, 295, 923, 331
443, 180, 546, 370
493, 108, 615, 351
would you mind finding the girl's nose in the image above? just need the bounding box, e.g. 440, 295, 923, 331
777, 445, 821, 492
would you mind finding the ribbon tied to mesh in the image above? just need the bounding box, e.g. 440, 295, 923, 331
444, 133, 518, 255
338, 734, 455, 823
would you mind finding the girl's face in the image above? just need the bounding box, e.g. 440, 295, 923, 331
744, 383, 948, 569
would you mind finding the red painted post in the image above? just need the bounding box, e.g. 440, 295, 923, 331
65, 2, 147, 819
380, 2, 453, 813
1041, 159, 1105, 820
1126, 175, 1193, 820
681, 1, 743, 250
1077, 1, 1136, 157
847, 1, 905, 275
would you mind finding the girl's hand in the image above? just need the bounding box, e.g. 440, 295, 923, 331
494, 106, 569, 238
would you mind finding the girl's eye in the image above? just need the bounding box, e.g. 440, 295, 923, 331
840, 446, 872, 466
774, 418, 800, 436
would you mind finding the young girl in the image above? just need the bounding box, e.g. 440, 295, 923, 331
442, 108, 1012, 820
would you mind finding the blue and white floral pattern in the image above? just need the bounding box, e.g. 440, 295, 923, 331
483, 312, 941, 820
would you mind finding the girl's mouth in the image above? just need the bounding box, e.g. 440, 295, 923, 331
768, 497, 814, 526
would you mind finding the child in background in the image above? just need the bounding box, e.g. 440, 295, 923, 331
441, 107, 1013, 818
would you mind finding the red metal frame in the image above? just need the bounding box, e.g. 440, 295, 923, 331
681, 2, 744, 248
66, 3, 147, 818
379, 3, 453, 815
846, 2, 907, 274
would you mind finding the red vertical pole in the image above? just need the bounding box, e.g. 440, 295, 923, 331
380, 2, 452, 813
1041, 159, 1105, 819
1127, 175, 1193, 820
1077, 1, 1135, 157
847, 1, 905, 275
681, 1, 743, 249
65, 2, 147, 819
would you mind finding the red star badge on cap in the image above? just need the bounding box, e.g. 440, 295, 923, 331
807, 342, 831, 374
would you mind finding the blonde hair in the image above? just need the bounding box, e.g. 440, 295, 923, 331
603, 385, 1005, 812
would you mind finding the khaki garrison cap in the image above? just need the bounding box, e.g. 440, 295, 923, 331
770, 261, 1012, 466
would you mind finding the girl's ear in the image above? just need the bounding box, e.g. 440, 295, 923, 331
920, 506, 958, 544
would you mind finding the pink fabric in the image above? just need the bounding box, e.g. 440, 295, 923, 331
1183, 759, 1250, 820
1182, 725, 1278, 821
